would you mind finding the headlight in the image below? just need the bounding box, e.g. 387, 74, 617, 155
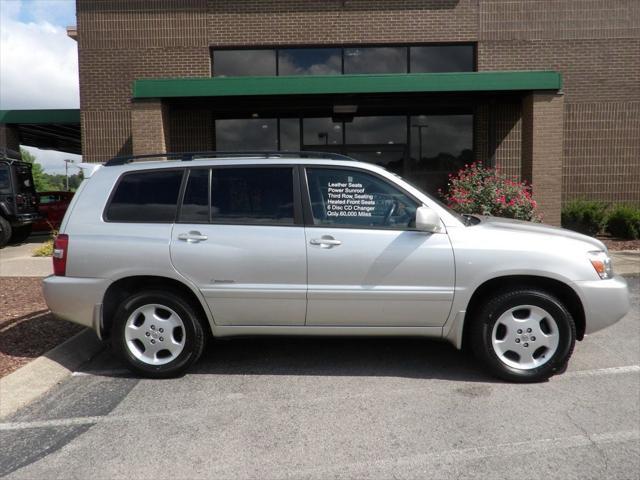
588, 251, 613, 279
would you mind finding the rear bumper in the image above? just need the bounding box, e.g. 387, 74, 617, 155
42, 275, 108, 333
573, 275, 631, 335
12, 212, 41, 225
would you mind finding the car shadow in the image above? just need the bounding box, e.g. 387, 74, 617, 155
185, 336, 500, 384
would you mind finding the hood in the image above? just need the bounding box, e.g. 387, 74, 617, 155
478, 216, 607, 252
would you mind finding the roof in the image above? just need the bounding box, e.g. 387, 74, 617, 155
0, 109, 81, 154
133, 71, 562, 99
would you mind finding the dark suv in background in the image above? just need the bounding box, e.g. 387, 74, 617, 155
0, 149, 40, 248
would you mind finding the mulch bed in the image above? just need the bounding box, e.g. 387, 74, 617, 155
0, 277, 82, 378
599, 238, 640, 252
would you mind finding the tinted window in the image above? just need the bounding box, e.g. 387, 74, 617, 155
344, 47, 407, 74
211, 168, 294, 224
303, 118, 343, 146
106, 170, 183, 222
278, 48, 342, 75
0, 167, 10, 194
306, 168, 417, 229
215, 118, 278, 151
213, 49, 276, 76
180, 169, 209, 223
410, 45, 474, 73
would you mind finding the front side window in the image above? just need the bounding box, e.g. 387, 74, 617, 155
106, 170, 183, 222
211, 167, 294, 225
306, 168, 418, 229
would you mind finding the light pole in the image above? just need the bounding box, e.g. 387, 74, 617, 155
411, 123, 428, 163
64, 159, 74, 191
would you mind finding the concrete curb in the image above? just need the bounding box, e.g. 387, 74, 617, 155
0, 329, 105, 419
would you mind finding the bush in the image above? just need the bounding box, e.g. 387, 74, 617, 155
442, 162, 541, 222
32, 240, 53, 257
561, 199, 609, 236
606, 204, 640, 240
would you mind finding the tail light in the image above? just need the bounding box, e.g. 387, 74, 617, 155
53, 234, 69, 276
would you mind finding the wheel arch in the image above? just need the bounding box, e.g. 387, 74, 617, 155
101, 275, 212, 340
461, 275, 586, 350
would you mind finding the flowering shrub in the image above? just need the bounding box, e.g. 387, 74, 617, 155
441, 163, 542, 222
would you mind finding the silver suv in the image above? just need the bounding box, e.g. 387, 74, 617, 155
43, 153, 630, 382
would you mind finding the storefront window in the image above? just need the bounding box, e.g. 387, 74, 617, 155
410, 45, 474, 73
215, 118, 278, 150
278, 48, 342, 75
213, 50, 276, 76
303, 118, 343, 146
345, 116, 406, 145
407, 114, 473, 194
343, 47, 407, 74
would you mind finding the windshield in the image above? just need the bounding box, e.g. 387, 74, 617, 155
388, 170, 477, 226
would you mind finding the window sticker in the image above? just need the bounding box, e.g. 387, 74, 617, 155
326, 176, 376, 218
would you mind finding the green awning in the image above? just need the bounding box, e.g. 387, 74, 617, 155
0, 109, 80, 124
133, 71, 562, 99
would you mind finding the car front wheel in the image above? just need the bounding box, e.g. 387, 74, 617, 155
471, 288, 576, 382
112, 290, 205, 378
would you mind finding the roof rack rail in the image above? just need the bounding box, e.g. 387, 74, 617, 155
104, 150, 354, 167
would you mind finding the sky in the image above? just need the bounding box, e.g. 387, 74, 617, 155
1, 0, 81, 173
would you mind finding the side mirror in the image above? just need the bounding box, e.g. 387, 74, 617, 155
415, 206, 442, 233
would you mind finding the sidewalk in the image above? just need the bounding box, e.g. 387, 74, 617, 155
0, 236, 52, 277
610, 250, 640, 277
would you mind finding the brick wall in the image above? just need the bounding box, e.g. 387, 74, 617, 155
76, 0, 640, 207
478, 0, 640, 205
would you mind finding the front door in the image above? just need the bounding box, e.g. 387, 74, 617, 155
170, 166, 307, 326
302, 166, 455, 327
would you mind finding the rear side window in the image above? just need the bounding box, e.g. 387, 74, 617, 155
0, 167, 10, 194
180, 169, 210, 223
106, 170, 183, 222
211, 167, 294, 225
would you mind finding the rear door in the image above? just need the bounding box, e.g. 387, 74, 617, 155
302, 166, 455, 327
170, 165, 307, 326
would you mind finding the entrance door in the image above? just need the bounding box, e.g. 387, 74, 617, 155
303, 144, 408, 178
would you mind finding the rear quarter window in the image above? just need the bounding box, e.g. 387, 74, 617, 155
105, 169, 184, 223
0, 167, 10, 194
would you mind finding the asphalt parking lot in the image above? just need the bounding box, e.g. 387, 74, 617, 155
1, 277, 638, 480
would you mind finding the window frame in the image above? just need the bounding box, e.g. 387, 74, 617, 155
300, 165, 424, 232
176, 164, 304, 227
103, 168, 187, 224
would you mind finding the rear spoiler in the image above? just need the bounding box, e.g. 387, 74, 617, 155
76, 163, 102, 178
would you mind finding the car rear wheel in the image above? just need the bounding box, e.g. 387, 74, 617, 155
471, 288, 576, 382
9, 224, 32, 244
0, 216, 11, 248
112, 290, 205, 378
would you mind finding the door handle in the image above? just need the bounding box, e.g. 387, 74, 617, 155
309, 236, 342, 248
177, 231, 208, 243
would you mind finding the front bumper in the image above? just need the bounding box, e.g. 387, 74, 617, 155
573, 275, 631, 335
42, 275, 108, 333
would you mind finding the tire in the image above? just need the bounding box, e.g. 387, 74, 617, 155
9, 224, 32, 244
470, 288, 576, 383
112, 290, 206, 378
0, 216, 11, 248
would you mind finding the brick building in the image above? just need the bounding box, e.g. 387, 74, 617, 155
1, 0, 639, 224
